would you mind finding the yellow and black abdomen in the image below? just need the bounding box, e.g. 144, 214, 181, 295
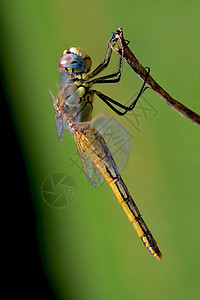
98, 155, 162, 261
108, 176, 162, 261
76, 128, 162, 261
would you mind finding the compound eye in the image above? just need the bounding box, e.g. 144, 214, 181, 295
59, 54, 72, 69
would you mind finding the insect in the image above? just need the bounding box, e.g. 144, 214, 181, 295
50, 37, 162, 261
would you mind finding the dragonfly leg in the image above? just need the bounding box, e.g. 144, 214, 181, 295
86, 38, 113, 80
93, 67, 150, 116
127, 67, 150, 111
88, 47, 124, 84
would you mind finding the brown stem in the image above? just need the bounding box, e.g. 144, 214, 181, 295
112, 28, 200, 126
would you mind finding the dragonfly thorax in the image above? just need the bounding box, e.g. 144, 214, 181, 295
59, 47, 92, 74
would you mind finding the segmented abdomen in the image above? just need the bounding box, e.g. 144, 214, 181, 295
75, 127, 162, 261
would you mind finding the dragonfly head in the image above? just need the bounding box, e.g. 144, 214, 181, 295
59, 47, 92, 74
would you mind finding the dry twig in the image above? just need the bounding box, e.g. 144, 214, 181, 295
112, 28, 200, 126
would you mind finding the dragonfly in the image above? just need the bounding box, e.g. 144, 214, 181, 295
50, 37, 162, 261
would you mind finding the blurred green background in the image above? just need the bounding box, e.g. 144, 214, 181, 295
0, 0, 199, 299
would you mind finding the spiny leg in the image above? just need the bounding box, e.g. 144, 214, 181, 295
86, 36, 114, 80
88, 47, 124, 84
94, 67, 150, 116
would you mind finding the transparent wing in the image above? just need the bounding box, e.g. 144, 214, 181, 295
50, 90, 64, 142
74, 114, 130, 188
75, 138, 105, 187
92, 114, 131, 174
55, 112, 64, 142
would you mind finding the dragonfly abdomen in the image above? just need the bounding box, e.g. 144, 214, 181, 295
76, 128, 162, 261
108, 176, 162, 261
